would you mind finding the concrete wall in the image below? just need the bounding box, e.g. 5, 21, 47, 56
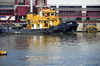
77, 23, 83, 31
97, 23, 100, 31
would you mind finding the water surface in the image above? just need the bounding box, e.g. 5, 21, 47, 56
0, 33, 100, 66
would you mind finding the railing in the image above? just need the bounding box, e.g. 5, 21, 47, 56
58, 13, 100, 17
55, 8, 100, 11
0, 10, 14, 16
55, 8, 100, 17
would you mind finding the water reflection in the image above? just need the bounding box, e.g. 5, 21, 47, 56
0, 33, 100, 66
0, 34, 76, 49
79, 33, 100, 44
26, 35, 60, 49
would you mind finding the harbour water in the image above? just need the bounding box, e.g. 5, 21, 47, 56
0, 32, 100, 66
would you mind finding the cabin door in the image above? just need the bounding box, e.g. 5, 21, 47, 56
38, 24, 42, 29
44, 21, 48, 27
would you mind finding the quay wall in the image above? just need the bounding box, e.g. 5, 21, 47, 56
77, 22, 100, 32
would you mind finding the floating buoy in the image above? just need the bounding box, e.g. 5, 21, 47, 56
0, 49, 7, 55
86, 25, 98, 33
83, 23, 98, 33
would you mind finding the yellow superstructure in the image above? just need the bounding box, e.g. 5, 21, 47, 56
0, 49, 7, 55
25, 9, 60, 29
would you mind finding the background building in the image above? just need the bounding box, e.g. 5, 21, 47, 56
47, 0, 100, 21
0, 0, 100, 23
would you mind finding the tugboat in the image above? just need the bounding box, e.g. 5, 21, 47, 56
0, 0, 79, 34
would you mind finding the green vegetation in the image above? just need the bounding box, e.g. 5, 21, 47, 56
20, 19, 27, 21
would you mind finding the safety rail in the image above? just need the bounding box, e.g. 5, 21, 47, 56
55, 8, 100, 11
58, 13, 100, 17
0, 11, 14, 16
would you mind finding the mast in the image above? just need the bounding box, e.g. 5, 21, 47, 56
30, 0, 33, 12
40, 0, 43, 11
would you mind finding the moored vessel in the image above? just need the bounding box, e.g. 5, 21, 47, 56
0, 0, 79, 34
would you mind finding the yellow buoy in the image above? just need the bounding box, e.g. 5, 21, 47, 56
0, 49, 7, 55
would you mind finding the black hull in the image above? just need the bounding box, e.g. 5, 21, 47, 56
0, 21, 79, 34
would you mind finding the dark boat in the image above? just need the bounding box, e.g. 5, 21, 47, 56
0, 21, 78, 34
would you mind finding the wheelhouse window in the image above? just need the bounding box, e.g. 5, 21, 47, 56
42, 13, 44, 16
47, 13, 50, 16
44, 13, 50, 17
51, 13, 55, 16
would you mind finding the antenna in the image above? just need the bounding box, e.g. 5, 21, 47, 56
30, 0, 33, 12
40, 0, 43, 11
29, 0, 36, 12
